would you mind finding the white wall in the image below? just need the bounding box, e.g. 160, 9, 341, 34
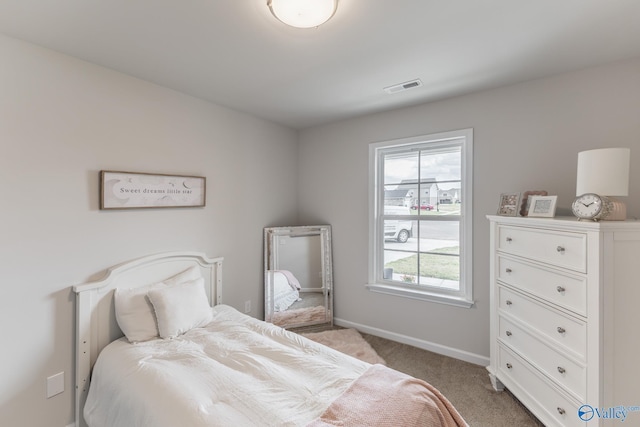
297, 57, 640, 362
0, 34, 298, 427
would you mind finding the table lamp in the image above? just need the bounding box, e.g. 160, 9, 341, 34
575, 147, 630, 221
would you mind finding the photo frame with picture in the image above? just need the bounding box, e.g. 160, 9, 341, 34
526, 195, 558, 218
519, 190, 548, 216
497, 192, 521, 216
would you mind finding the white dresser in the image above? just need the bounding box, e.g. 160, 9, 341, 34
487, 216, 640, 427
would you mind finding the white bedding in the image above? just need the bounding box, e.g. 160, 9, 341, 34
270, 270, 301, 312
84, 304, 369, 427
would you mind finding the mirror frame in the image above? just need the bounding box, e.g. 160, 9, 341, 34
264, 225, 333, 329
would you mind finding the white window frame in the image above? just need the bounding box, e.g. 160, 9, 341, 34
367, 128, 474, 308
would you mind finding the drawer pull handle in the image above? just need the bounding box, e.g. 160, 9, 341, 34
557, 366, 566, 374
505, 330, 512, 337
505, 268, 512, 273
557, 246, 565, 253
557, 326, 566, 334
556, 286, 566, 293
557, 407, 566, 415
506, 300, 513, 306
506, 363, 512, 369
506, 237, 513, 243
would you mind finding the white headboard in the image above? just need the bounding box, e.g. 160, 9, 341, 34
72, 251, 223, 427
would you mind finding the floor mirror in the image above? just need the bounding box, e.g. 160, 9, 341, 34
264, 225, 333, 329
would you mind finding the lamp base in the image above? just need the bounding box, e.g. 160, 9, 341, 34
602, 197, 626, 221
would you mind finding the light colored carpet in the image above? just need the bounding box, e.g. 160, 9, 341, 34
361, 333, 544, 427
302, 328, 386, 365
302, 328, 542, 425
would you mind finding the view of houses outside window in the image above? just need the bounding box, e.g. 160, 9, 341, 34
369, 129, 473, 306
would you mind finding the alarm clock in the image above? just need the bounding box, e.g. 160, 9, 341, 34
571, 193, 613, 221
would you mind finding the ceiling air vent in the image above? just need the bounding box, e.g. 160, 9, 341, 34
383, 79, 423, 94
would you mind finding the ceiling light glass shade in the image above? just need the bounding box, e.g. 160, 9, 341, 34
268, 0, 338, 28
576, 147, 630, 196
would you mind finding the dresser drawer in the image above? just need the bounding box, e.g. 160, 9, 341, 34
499, 285, 586, 359
499, 316, 586, 400
498, 345, 583, 427
498, 226, 586, 272
497, 255, 587, 315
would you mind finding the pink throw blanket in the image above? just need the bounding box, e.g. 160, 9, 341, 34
307, 364, 468, 427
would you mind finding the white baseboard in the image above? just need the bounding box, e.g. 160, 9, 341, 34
334, 317, 489, 366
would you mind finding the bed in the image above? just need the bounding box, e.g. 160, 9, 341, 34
73, 251, 467, 427
267, 269, 301, 312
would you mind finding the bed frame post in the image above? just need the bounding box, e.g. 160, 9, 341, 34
75, 290, 92, 427
215, 260, 222, 305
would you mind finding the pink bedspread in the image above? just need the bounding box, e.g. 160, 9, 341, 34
307, 364, 468, 427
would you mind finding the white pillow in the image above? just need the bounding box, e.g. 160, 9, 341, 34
114, 282, 166, 343
163, 264, 202, 286
148, 278, 213, 339
114, 265, 204, 343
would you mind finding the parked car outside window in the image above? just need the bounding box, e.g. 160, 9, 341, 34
383, 206, 412, 243
410, 203, 434, 211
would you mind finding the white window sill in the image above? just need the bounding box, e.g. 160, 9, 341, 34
366, 283, 474, 308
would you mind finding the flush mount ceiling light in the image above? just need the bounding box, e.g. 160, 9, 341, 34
267, 0, 338, 28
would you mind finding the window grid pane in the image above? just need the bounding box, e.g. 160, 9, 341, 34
381, 146, 462, 291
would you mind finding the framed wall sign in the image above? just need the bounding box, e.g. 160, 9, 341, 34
497, 192, 520, 216
100, 171, 206, 209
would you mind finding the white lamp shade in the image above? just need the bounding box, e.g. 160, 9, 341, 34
576, 148, 630, 196
268, 0, 338, 28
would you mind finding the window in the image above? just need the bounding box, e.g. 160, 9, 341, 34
367, 129, 473, 308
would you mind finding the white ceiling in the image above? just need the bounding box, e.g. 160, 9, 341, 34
2, 0, 640, 129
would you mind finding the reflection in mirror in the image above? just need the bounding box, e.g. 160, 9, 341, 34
264, 225, 333, 329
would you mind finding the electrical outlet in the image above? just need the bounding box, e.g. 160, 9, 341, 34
244, 300, 251, 313
47, 372, 64, 398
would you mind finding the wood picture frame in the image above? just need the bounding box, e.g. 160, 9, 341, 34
100, 170, 206, 209
519, 190, 548, 216
526, 195, 558, 218
497, 192, 521, 216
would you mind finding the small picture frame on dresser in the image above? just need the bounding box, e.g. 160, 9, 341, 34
519, 190, 548, 216
526, 195, 557, 217
497, 192, 521, 216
